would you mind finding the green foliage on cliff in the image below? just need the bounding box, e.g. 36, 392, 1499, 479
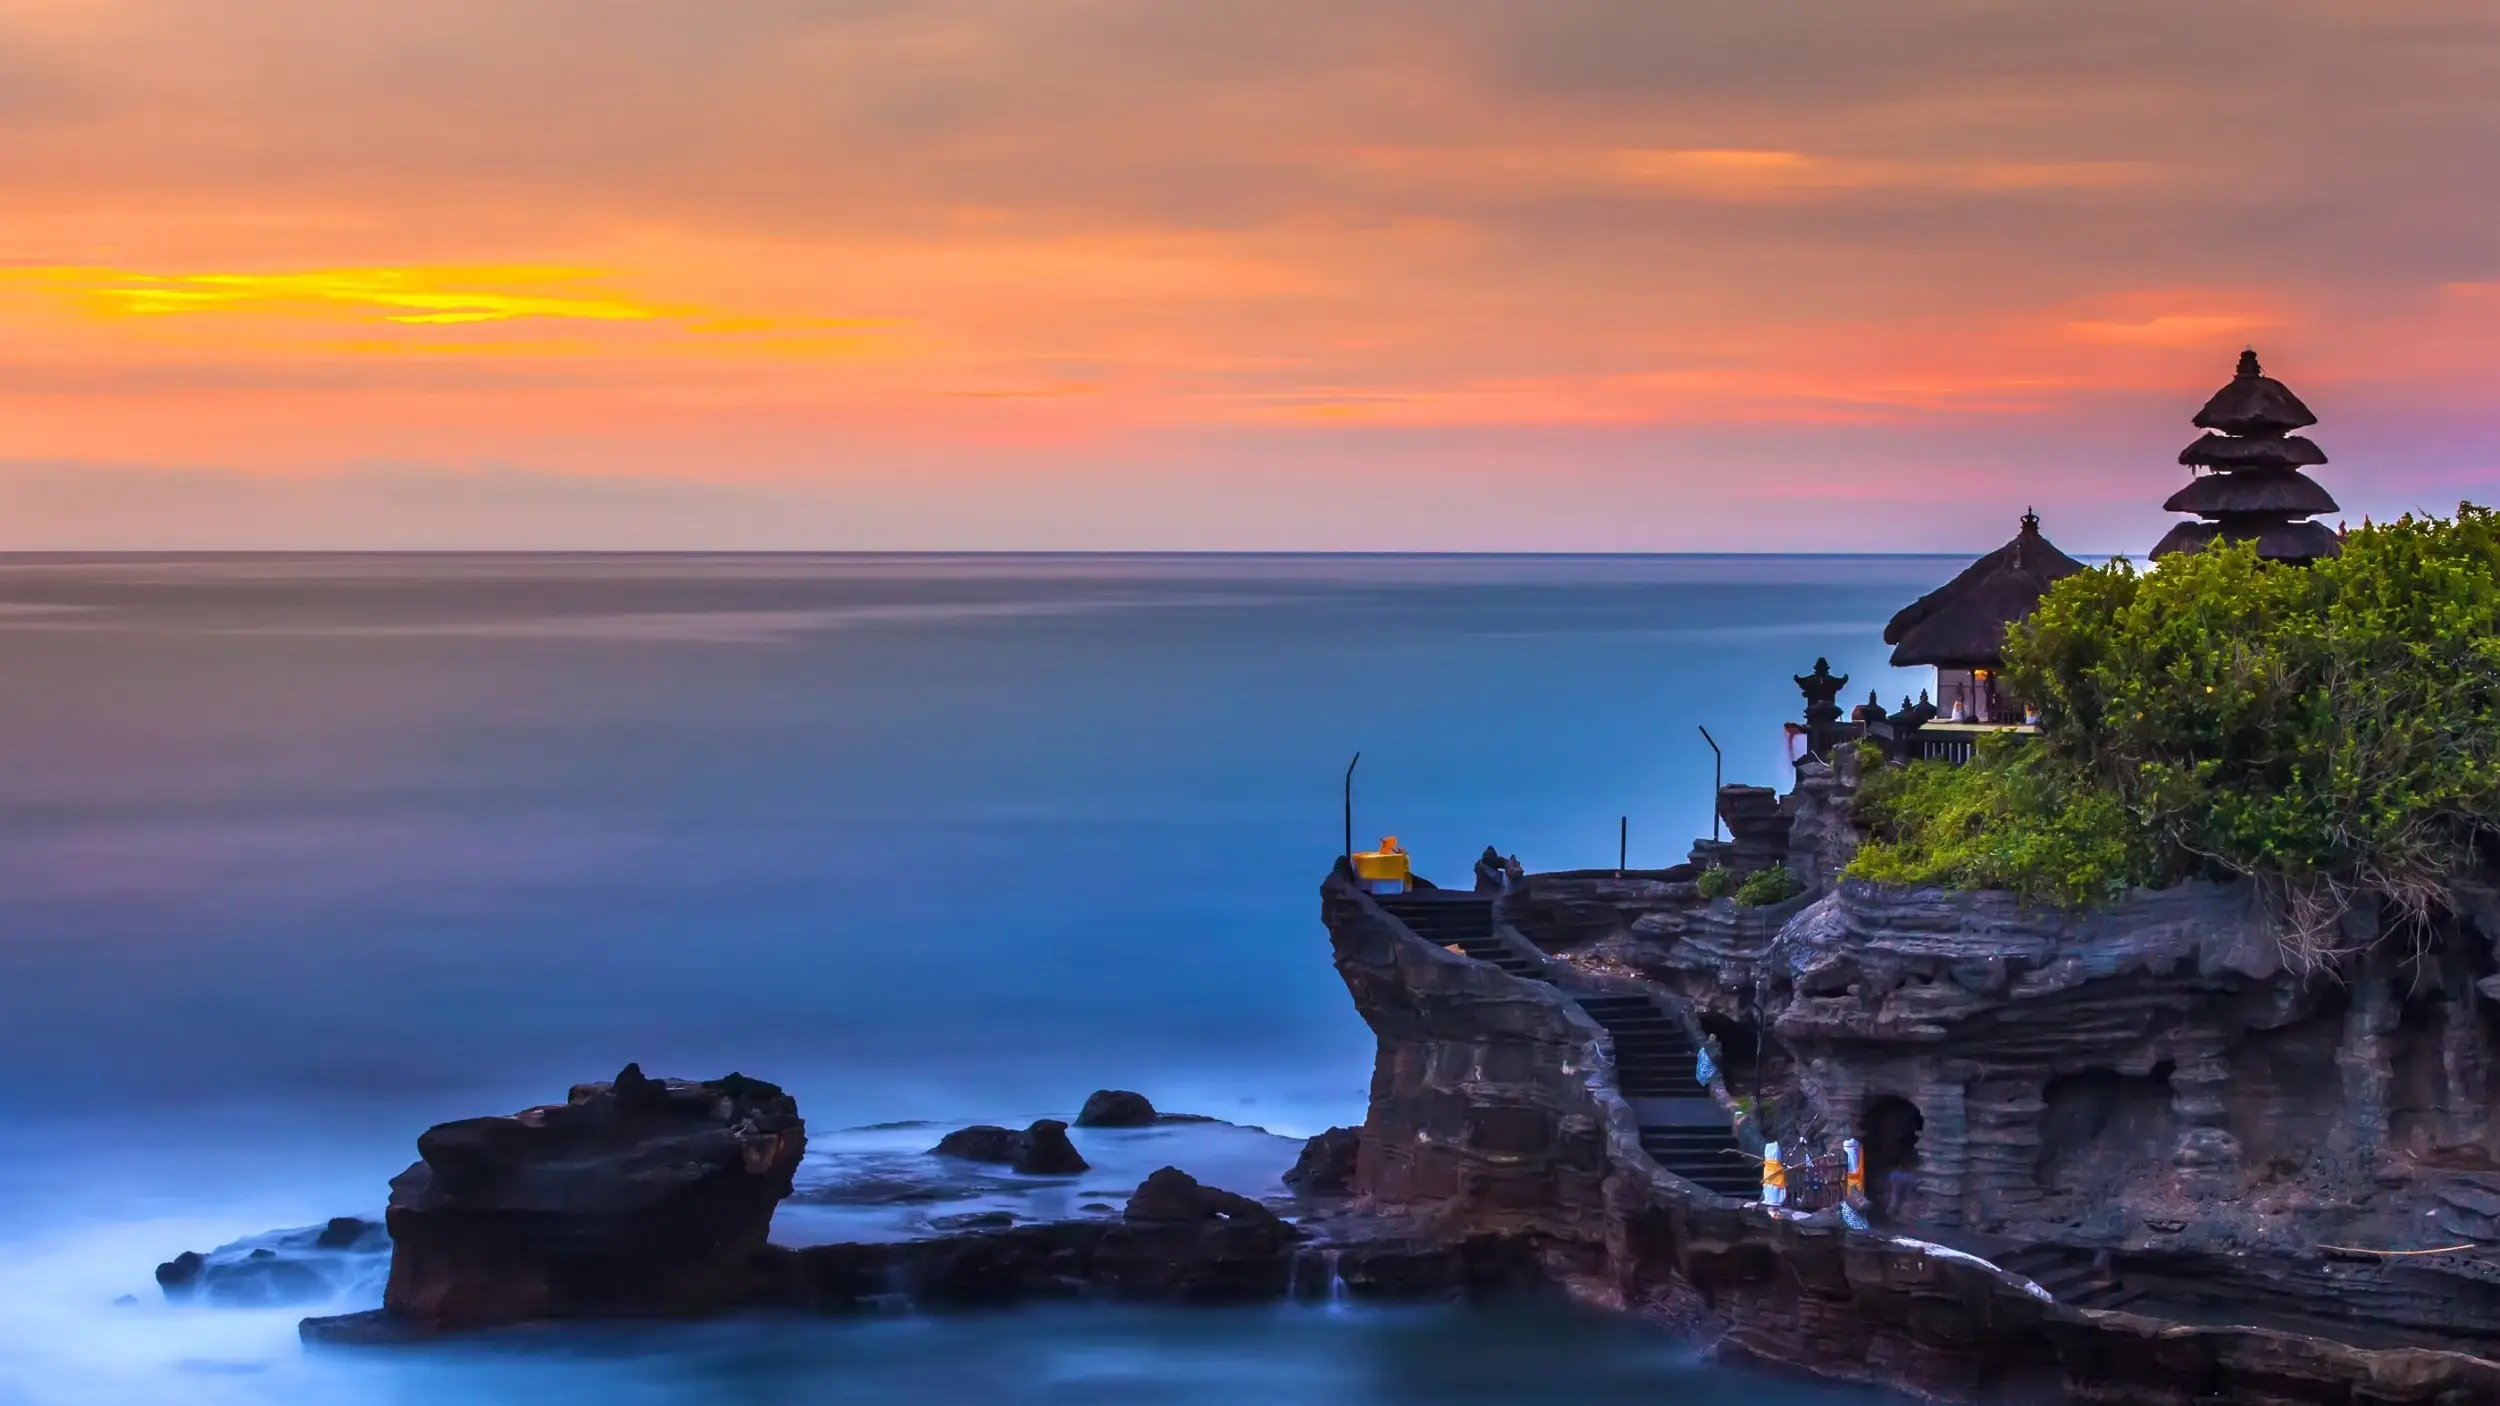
1694, 865, 1732, 900
1850, 739, 2157, 906
1733, 866, 1803, 906
1850, 505, 2500, 953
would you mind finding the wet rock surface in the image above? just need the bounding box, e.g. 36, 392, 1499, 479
1124, 1166, 1282, 1224
1326, 859, 2500, 1405
300, 1157, 1541, 1347
775, 1113, 1301, 1245
380, 1064, 806, 1329
1074, 1090, 1157, 1127
929, 1119, 1088, 1175
1283, 1126, 1359, 1197
156, 1217, 389, 1307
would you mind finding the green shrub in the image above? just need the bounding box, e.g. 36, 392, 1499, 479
1694, 865, 1733, 899
1852, 505, 2500, 959
1733, 867, 1803, 907
1850, 738, 2158, 907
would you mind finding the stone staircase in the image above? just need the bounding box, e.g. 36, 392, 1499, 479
1572, 994, 1758, 1198
1376, 893, 1541, 979
1995, 1244, 2141, 1311
1373, 891, 1758, 1201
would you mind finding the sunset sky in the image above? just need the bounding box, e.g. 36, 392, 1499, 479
3, 0, 2495, 550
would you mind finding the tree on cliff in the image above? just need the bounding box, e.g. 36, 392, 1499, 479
1852, 503, 2500, 967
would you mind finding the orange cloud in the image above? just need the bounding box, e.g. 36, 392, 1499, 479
2065, 313, 2270, 347
0, 0, 2492, 545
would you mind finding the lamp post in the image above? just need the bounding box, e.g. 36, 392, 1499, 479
1342, 752, 1360, 861
1697, 726, 1723, 842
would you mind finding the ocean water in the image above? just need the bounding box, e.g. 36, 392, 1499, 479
0, 553, 1945, 1405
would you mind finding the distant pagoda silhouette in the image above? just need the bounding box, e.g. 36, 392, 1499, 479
2151, 349, 2340, 562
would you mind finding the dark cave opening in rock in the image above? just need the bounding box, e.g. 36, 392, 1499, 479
1861, 1096, 1924, 1217
2390, 990, 2453, 1156
2036, 1063, 2176, 1197
1699, 1014, 1763, 1090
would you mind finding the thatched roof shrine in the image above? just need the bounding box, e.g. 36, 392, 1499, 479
2163, 471, 2339, 517
2151, 517, 2341, 562
2153, 349, 2342, 563
2178, 432, 2327, 471
1884, 511, 2084, 669
2192, 348, 2317, 437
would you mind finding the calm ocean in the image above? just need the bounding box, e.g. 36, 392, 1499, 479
0, 553, 1947, 1405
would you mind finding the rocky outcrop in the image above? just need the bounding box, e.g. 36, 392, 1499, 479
301, 1154, 1543, 1346
1326, 858, 2500, 1405
1126, 1166, 1280, 1224
380, 1064, 805, 1329
1322, 867, 1625, 1245
1283, 1126, 1359, 1197
1075, 1090, 1157, 1127
930, 1119, 1088, 1174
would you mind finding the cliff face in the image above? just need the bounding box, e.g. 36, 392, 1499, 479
1321, 877, 1626, 1251
1528, 869, 2500, 1255
1327, 853, 2500, 1403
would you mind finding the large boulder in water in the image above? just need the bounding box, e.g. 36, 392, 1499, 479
1125, 1166, 1281, 1224
929, 1119, 1088, 1175
381, 1064, 805, 1328
1283, 1127, 1360, 1197
1075, 1089, 1158, 1127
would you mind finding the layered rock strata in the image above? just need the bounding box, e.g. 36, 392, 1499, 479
1325, 859, 2500, 1404
380, 1065, 805, 1328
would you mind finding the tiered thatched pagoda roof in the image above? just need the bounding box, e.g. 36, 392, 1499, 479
2152, 350, 2340, 562
1884, 511, 2085, 669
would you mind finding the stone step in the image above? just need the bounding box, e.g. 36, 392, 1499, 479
1640, 1120, 1740, 1145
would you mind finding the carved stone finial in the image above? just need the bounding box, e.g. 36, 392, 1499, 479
2236, 347, 2262, 378
1793, 656, 1849, 727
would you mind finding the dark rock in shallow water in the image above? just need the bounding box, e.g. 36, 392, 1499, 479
748, 1210, 1314, 1309
1016, 1119, 1087, 1174
157, 1218, 393, 1307
156, 1251, 205, 1295
381, 1063, 805, 1329
928, 1211, 1017, 1231
1125, 1166, 1281, 1225
1283, 1127, 1359, 1197
929, 1125, 1020, 1162
928, 1118, 1089, 1175
315, 1216, 378, 1250
1075, 1090, 1158, 1127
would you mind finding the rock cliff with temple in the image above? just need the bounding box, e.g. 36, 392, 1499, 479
1317, 762, 2500, 1404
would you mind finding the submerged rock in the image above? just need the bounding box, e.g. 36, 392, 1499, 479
1283, 1127, 1359, 1197
929, 1118, 1088, 1175
1075, 1089, 1157, 1127
156, 1217, 390, 1307
381, 1063, 805, 1329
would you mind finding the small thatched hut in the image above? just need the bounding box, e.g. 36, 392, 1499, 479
1884, 510, 2083, 724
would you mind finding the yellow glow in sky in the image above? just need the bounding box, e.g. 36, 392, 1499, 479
9, 265, 666, 325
